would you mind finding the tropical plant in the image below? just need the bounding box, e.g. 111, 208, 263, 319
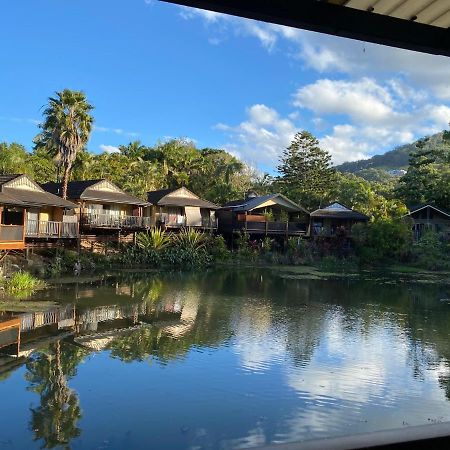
173, 228, 208, 251
136, 229, 171, 252
34, 89, 94, 198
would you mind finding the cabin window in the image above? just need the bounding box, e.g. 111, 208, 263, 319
2, 208, 24, 225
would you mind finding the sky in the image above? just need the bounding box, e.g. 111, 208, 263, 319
1, 0, 450, 173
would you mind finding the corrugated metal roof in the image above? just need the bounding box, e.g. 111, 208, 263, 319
43, 180, 149, 206
147, 188, 219, 209
341, 0, 450, 29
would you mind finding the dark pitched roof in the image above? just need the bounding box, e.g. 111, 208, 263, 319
43, 180, 102, 199
310, 202, 369, 220
43, 180, 149, 206
407, 204, 450, 219
0, 191, 26, 207
0, 174, 77, 209
222, 193, 309, 214
147, 188, 218, 209
0, 174, 21, 186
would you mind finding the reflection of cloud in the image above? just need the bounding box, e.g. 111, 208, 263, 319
232, 302, 287, 371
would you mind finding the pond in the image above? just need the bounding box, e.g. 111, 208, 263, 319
1, 269, 450, 449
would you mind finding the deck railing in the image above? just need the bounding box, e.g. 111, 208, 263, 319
0, 225, 24, 241
155, 213, 218, 229
26, 220, 79, 238
235, 219, 306, 235
82, 213, 151, 229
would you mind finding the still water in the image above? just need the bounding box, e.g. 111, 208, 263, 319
1, 269, 450, 449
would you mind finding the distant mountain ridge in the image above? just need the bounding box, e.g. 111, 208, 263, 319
336, 132, 444, 175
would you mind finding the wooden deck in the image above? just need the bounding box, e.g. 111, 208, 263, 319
0, 225, 25, 250
221, 219, 307, 236
0, 317, 21, 355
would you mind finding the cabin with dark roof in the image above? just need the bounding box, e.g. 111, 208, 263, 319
405, 204, 450, 241
43, 179, 150, 232
0, 174, 78, 250
147, 187, 219, 229
310, 202, 369, 237
218, 193, 309, 237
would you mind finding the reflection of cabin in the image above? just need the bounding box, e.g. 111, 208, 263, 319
147, 187, 218, 229
310, 202, 369, 237
0, 174, 78, 250
405, 204, 450, 241
218, 193, 309, 237
43, 179, 150, 232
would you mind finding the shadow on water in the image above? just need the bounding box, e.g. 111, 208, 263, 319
1, 268, 450, 449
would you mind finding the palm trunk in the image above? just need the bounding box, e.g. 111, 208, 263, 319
62, 166, 71, 199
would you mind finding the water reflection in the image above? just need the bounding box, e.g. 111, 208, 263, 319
26, 342, 87, 449
1, 270, 450, 449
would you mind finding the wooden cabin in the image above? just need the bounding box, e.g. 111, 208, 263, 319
0, 174, 78, 250
218, 193, 309, 237
405, 204, 450, 240
310, 202, 369, 237
147, 187, 218, 230
43, 179, 150, 232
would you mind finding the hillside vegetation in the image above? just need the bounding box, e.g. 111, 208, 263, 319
336, 132, 445, 177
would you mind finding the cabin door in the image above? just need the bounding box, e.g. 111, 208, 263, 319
26, 208, 39, 235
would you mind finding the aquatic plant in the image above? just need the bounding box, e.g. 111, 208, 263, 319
3, 271, 47, 297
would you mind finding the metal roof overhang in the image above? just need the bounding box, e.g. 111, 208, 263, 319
161, 0, 450, 57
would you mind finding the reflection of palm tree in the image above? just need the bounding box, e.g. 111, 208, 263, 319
26, 341, 87, 449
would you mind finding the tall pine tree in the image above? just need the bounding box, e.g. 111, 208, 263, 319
277, 131, 336, 210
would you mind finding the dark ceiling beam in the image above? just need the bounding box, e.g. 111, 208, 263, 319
160, 0, 450, 57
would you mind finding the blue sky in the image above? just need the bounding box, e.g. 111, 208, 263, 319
1, 0, 450, 172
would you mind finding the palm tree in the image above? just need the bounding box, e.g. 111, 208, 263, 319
34, 89, 94, 198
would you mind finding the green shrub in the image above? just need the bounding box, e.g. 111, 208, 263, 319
206, 235, 230, 262
353, 220, 412, 265
412, 230, 450, 271
3, 271, 47, 297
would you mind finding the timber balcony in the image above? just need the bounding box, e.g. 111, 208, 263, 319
224, 214, 307, 236
0, 225, 25, 250
25, 220, 79, 239
155, 213, 218, 229
81, 213, 151, 230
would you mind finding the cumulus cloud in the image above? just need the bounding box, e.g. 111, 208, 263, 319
94, 125, 139, 138
293, 78, 403, 126
99, 144, 120, 153
217, 104, 297, 167
182, 7, 450, 166
216, 93, 450, 166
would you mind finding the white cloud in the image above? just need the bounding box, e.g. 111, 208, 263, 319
94, 125, 139, 138
0, 116, 40, 125
182, 9, 450, 166
293, 78, 402, 126
99, 144, 120, 153
217, 104, 297, 167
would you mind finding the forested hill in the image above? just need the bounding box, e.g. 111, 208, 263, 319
336, 132, 444, 174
